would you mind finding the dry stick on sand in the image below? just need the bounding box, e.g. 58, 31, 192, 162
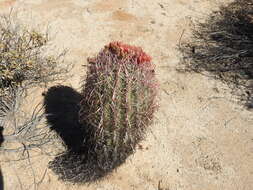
0, 86, 61, 190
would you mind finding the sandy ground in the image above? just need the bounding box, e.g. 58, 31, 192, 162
0, 0, 252, 190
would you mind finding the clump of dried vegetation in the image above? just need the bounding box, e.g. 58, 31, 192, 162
0, 12, 69, 171
0, 14, 68, 95
180, 0, 253, 107
0, 12, 71, 190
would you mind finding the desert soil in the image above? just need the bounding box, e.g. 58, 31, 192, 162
0, 0, 252, 190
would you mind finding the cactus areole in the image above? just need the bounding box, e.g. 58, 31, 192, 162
79, 42, 158, 169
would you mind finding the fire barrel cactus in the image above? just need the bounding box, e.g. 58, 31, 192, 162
79, 42, 158, 170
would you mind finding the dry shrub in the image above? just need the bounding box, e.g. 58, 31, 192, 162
0, 13, 71, 189
0, 13, 69, 161
180, 0, 253, 106
0, 87, 59, 155
0, 14, 69, 96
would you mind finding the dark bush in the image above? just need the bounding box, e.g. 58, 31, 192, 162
180, 0, 253, 106
0, 13, 69, 162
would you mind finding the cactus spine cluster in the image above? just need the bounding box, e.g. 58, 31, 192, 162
79, 42, 158, 170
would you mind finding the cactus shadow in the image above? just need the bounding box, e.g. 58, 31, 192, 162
43, 85, 87, 152
43, 85, 129, 184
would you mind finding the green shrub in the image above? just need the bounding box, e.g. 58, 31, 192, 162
0, 13, 69, 165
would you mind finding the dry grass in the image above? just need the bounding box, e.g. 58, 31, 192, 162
0, 12, 70, 154
0, 12, 71, 189
0, 87, 59, 155
180, 0, 253, 107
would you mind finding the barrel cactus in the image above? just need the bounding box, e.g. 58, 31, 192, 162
79, 42, 158, 170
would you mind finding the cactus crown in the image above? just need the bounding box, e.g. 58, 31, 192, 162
106, 42, 152, 64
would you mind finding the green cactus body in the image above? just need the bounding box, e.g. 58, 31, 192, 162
79, 42, 158, 169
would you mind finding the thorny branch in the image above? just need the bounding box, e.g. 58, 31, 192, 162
179, 0, 253, 107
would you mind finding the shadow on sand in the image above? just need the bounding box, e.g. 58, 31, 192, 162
43, 85, 119, 183
43, 85, 86, 152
